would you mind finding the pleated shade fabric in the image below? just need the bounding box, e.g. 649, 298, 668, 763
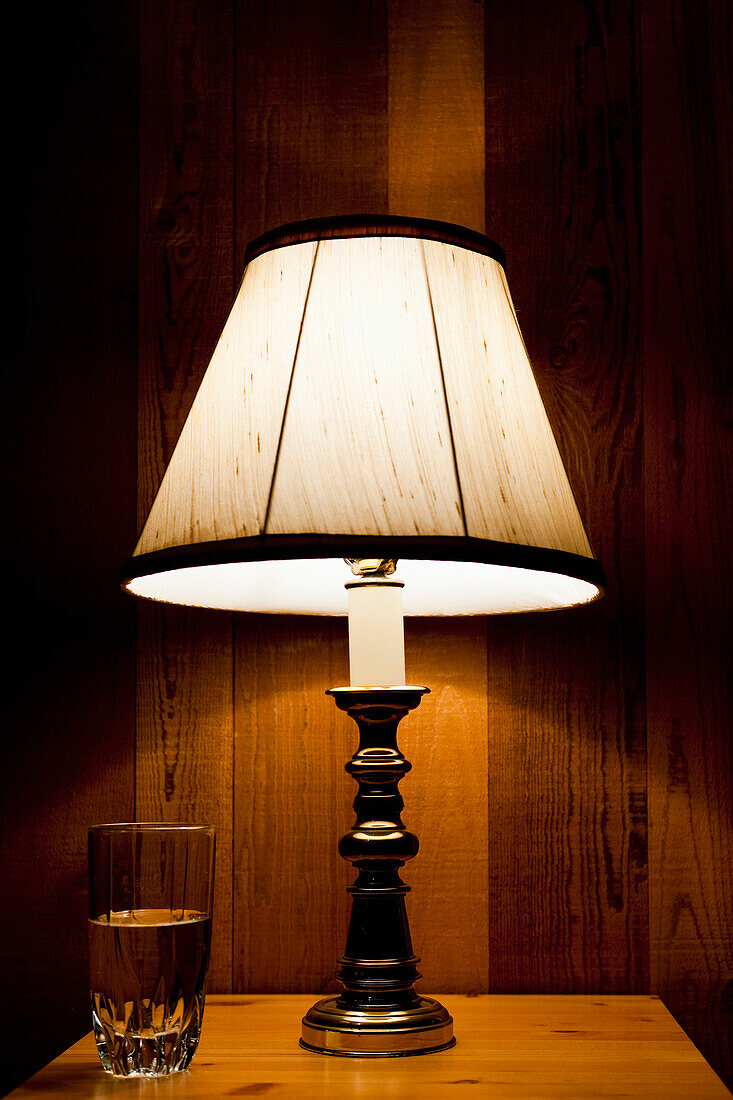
123, 216, 605, 615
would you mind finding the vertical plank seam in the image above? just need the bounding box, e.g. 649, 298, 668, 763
637, 0, 651, 997
481, 0, 490, 994
231, 609, 236, 992
231, 0, 237, 997
232, 0, 238, 287
133, 0, 141, 824
486, 613, 490, 990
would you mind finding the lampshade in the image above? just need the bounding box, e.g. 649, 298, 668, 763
122, 216, 605, 614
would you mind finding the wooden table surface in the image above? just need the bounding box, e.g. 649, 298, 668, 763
9, 994, 729, 1098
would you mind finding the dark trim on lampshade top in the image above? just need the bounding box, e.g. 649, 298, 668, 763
243, 215, 507, 270
121, 534, 606, 600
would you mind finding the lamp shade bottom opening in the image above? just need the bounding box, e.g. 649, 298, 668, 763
125, 555, 602, 615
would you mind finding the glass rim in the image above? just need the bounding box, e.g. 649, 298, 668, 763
89, 822, 214, 833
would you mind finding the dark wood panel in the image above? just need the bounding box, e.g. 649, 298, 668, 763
136, 0, 235, 991
484, 0, 648, 994
138, 0, 236, 507
388, 0, 485, 232
232, 0, 389, 992
643, 0, 733, 1086
1, 1, 138, 1092
234, 0, 388, 264
136, 604, 234, 990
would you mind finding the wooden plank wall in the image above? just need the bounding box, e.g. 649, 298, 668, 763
5, 0, 731, 1092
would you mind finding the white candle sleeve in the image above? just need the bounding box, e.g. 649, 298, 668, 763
346, 579, 406, 688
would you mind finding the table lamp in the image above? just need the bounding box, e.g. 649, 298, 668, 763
122, 215, 605, 1056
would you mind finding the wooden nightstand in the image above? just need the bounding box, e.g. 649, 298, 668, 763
8, 994, 729, 1097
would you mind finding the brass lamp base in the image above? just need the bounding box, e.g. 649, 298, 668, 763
301, 994, 455, 1056
301, 687, 455, 1057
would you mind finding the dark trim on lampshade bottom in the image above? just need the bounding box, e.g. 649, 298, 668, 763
120, 534, 606, 600
243, 215, 507, 270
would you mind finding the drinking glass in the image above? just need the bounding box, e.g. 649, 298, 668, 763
88, 823, 215, 1076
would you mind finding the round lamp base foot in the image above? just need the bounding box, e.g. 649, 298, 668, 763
300, 995, 455, 1056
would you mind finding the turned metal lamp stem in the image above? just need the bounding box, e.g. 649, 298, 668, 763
300, 561, 455, 1055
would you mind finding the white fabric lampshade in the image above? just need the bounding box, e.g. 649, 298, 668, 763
123, 216, 604, 615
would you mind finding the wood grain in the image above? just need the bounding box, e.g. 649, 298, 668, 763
234, 0, 388, 262
233, 615, 350, 991
232, 0, 388, 993
1, 1, 137, 1093
136, 605, 233, 989
484, 0, 648, 994
388, 0, 485, 231
137, 0, 235, 991
402, 619, 489, 992
10, 995, 730, 1099
643, 0, 733, 1085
